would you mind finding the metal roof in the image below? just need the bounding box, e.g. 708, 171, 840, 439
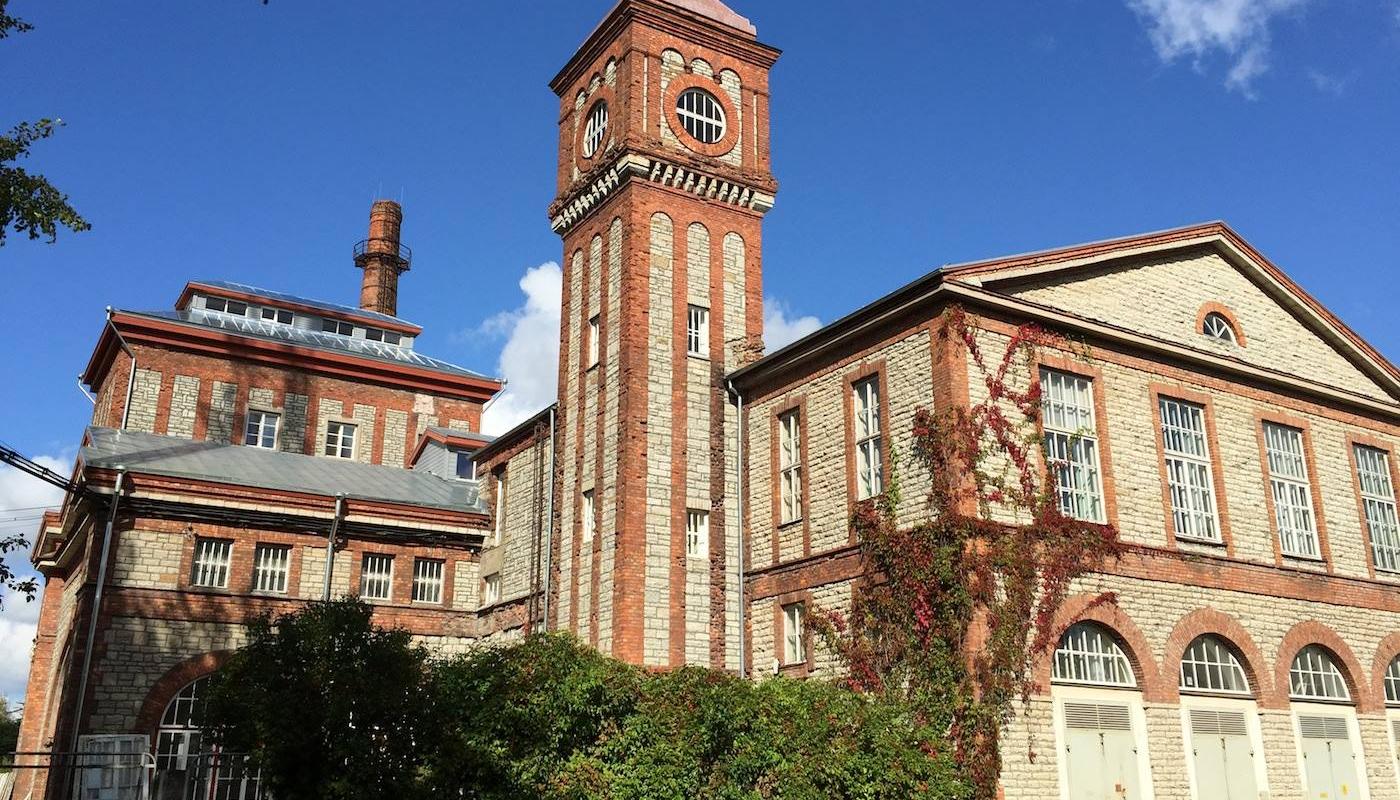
121, 308, 494, 381
425, 426, 495, 443
82, 427, 486, 514
189, 279, 415, 329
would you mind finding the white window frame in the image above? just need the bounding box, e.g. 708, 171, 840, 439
482, 572, 501, 606
1040, 369, 1106, 523
686, 509, 708, 559
675, 87, 726, 144
1263, 422, 1319, 559
190, 538, 232, 589
1052, 622, 1136, 688
1384, 656, 1400, 706
411, 558, 445, 605
324, 421, 356, 459
1355, 445, 1400, 573
244, 409, 280, 450
1288, 645, 1350, 702
1290, 703, 1371, 800
686, 305, 709, 358
583, 100, 608, 157
359, 553, 394, 601
582, 489, 595, 543
260, 307, 293, 325
1159, 398, 1220, 542
778, 410, 803, 524
455, 451, 476, 481
1179, 635, 1251, 695
1202, 312, 1238, 344
251, 543, 290, 594
852, 376, 883, 501
587, 315, 600, 368
493, 471, 507, 546
782, 602, 806, 665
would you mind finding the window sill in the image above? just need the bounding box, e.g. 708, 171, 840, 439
777, 661, 810, 678
686, 353, 709, 362
777, 518, 805, 530
1175, 535, 1226, 547
1281, 552, 1326, 564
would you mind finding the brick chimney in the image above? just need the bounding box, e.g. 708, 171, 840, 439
354, 199, 412, 317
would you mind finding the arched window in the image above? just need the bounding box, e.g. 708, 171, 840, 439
1179, 635, 1251, 694
1053, 622, 1136, 687
155, 676, 208, 775
153, 676, 264, 799
582, 101, 608, 158
1202, 312, 1238, 344
676, 87, 726, 144
1289, 645, 1351, 701
1385, 655, 1400, 705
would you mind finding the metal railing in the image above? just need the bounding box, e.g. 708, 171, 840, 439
352, 238, 412, 270
0, 749, 266, 800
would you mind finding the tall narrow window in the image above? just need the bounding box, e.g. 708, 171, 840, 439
244, 410, 279, 449
686, 509, 709, 558
190, 538, 232, 589
853, 376, 883, 500
582, 490, 595, 543
1159, 398, 1219, 542
587, 315, 600, 368
483, 573, 501, 606
1355, 445, 1400, 572
324, 421, 356, 459
1041, 369, 1105, 522
686, 305, 709, 357
782, 602, 806, 665
252, 544, 290, 594
778, 410, 803, 524
1263, 422, 1318, 558
412, 558, 444, 604
493, 470, 507, 546
359, 554, 393, 601
583, 100, 608, 158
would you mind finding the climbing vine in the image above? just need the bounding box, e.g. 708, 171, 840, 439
816, 306, 1123, 798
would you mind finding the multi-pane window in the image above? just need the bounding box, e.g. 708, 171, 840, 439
853, 376, 883, 501
778, 410, 803, 524
1289, 645, 1350, 701
676, 87, 726, 144
1202, 312, 1237, 343
1179, 635, 1250, 694
412, 558, 445, 604
321, 319, 355, 336
686, 509, 709, 558
1158, 398, 1219, 541
686, 305, 709, 357
260, 307, 293, 325
1263, 422, 1318, 558
483, 573, 501, 606
455, 452, 476, 480
190, 538, 232, 588
1041, 369, 1105, 522
252, 544, 290, 593
782, 602, 806, 665
203, 297, 248, 316
359, 554, 393, 601
324, 421, 356, 459
587, 315, 601, 367
1354, 445, 1400, 572
582, 490, 595, 543
1052, 623, 1136, 687
583, 100, 608, 158
1384, 656, 1400, 705
493, 471, 507, 546
244, 410, 279, 449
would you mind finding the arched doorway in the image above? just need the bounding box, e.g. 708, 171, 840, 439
1176, 634, 1269, 798
1289, 644, 1369, 800
152, 676, 263, 800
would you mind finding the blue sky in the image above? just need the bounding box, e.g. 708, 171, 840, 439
0, 0, 1398, 700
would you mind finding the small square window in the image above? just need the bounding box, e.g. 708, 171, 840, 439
203, 297, 227, 313
244, 410, 279, 449
191, 538, 232, 589
359, 554, 393, 601
686, 305, 709, 357
252, 544, 291, 594
587, 315, 601, 368
321, 319, 354, 336
455, 452, 476, 480
782, 602, 806, 665
260, 307, 293, 325
365, 328, 384, 342
225, 300, 248, 316
324, 421, 356, 459
412, 558, 445, 604
383, 331, 402, 346
483, 573, 501, 606
686, 509, 708, 558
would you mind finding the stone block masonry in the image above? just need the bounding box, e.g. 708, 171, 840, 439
127, 368, 162, 433
167, 375, 200, 439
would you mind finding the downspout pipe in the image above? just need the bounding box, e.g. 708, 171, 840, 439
542, 406, 556, 630
106, 308, 137, 430
726, 380, 746, 678
323, 495, 346, 600
70, 468, 125, 754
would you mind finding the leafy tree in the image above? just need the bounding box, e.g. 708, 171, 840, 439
202, 600, 436, 800
1, 1, 89, 246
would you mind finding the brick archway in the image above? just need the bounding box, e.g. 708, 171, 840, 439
1371, 632, 1400, 710
1162, 608, 1275, 706
1033, 594, 1167, 702
1273, 621, 1376, 712
133, 651, 233, 737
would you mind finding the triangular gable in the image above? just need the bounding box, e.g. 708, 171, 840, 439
943, 223, 1400, 405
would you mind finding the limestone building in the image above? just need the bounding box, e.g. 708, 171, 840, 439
17, 1, 1400, 799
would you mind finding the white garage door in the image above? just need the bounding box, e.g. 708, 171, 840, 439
1299, 714, 1361, 800
1187, 708, 1259, 800
1064, 701, 1142, 800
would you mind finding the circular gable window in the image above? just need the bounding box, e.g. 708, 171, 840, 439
583, 100, 608, 159
676, 87, 726, 144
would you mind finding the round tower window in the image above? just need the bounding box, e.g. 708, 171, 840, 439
583, 100, 608, 158
676, 87, 726, 144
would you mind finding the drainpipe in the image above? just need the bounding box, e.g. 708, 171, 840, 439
106, 309, 137, 430
727, 380, 746, 678
541, 406, 556, 630
323, 495, 346, 600
76, 375, 96, 405
69, 468, 125, 754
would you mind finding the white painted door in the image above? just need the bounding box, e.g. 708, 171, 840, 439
1299, 714, 1362, 800
75, 734, 150, 800
1063, 701, 1142, 800
1187, 708, 1259, 800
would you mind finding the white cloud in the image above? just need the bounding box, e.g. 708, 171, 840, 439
479, 262, 562, 436
762, 298, 822, 353
1306, 69, 1354, 95
1125, 0, 1310, 96
0, 454, 70, 710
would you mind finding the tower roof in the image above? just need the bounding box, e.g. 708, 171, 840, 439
665, 0, 755, 35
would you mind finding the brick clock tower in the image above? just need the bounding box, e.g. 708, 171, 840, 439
547, 0, 778, 669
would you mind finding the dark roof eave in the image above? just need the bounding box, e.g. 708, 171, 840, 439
472, 404, 557, 462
